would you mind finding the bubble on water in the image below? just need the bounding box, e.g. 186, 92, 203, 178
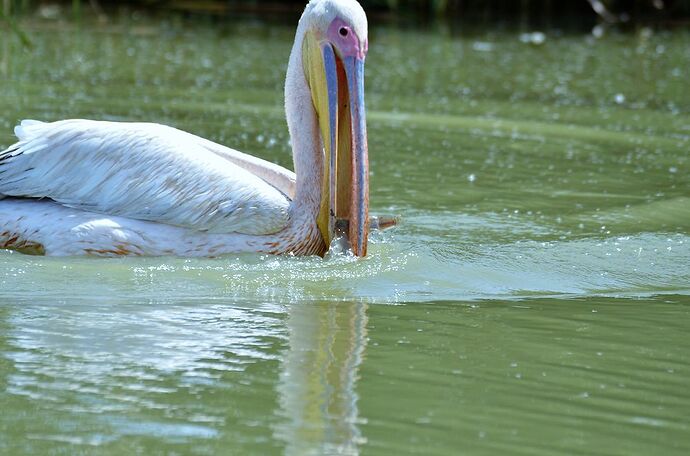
519, 32, 546, 46
531, 32, 546, 45
472, 42, 494, 52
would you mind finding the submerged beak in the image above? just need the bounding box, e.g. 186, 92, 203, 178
304, 34, 369, 257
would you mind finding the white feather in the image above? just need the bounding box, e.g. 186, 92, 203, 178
0, 120, 290, 235
0, 199, 267, 256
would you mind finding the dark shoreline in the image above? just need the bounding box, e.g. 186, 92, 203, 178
3, 0, 690, 31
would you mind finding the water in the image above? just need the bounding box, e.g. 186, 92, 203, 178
1, 15, 689, 455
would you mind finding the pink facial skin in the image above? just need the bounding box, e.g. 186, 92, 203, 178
327, 18, 368, 60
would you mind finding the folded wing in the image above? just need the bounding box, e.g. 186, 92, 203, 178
0, 119, 290, 235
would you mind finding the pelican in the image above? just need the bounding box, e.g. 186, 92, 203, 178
0, 0, 372, 257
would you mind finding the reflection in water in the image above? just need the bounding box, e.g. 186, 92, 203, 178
0, 299, 288, 448
275, 301, 368, 455
0, 298, 368, 453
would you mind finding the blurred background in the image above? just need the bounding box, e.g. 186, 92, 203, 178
2, 0, 690, 29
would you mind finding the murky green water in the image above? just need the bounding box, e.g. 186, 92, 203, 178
1, 15, 689, 455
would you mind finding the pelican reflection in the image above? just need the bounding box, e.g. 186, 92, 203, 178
275, 300, 368, 455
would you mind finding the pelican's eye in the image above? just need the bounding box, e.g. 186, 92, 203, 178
327, 20, 361, 58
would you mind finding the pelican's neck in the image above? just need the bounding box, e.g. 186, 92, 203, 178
284, 21, 323, 221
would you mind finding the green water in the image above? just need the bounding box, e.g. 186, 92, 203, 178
1, 15, 689, 455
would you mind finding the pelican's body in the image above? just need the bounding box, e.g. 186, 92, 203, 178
0, 0, 371, 257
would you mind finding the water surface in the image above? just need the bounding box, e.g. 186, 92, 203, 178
1, 16, 689, 455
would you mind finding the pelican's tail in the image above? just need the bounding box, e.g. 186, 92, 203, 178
13, 119, 46, 141
0, 147, 18, 200
0, 144, 21, 162
0, 144, 20, 200
0, 119, 44, 162
0, 120, 47, 199
0, 119, 46, 159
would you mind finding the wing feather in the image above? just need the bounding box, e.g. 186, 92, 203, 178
0, 119, 290, 235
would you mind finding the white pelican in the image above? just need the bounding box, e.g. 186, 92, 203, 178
0, 0, 372, 257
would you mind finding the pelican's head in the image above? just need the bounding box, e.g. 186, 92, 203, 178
301, 0, 370, 256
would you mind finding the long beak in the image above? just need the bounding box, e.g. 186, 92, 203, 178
342, 55, 369, 257
306, 37, 369, 257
